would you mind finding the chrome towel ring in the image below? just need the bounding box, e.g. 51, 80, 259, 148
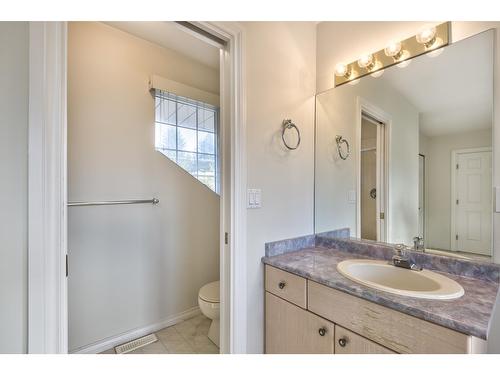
336, 135, 350, 160
282, 119, 301, 150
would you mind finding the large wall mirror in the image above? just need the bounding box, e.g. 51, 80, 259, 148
315, 29, 494, 262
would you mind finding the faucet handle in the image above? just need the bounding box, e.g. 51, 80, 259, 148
394, 243, 407, 256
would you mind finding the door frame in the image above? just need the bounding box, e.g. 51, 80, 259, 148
27, 21, 247, 354
356, 97, 391, 242
418, 153, 426, 241
27, 22, 68, 354
450, 146, 492, 254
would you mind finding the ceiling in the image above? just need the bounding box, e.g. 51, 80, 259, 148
381, 30, 493, 137
104, 22, 220, 69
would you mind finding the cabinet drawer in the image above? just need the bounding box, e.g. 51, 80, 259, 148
265, 265, 307, 308
308, 281, 469, 354
266, 292, 334, 354
335, 325, 395, 354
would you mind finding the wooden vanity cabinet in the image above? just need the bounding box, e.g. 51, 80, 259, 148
264, 265, 486, 354
334, 325, 395, 354
265, 292, 334, 353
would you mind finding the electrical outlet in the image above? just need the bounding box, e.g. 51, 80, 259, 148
247, 189, 262, 209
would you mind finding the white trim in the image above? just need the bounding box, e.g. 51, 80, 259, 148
196, 21, 247, 355
450, 146, 492, 253
356, 97, 391, 242
70, 307, 201, 354
149, 74, 220, 107
28, 22, 68, 354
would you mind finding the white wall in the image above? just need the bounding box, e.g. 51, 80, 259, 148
0, 22, 29, 354
242, 22, 317, 353
424, 129, 492, 250
67, 22, 220, 351
315, 77, 419, 245
316, 21, 500, 353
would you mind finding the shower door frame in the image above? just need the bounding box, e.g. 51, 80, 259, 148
27, 21, 247, 354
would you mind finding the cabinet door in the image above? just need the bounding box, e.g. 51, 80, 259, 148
335, 325, 395, 354
266, 292, 334, 354
265, 265, 307, 308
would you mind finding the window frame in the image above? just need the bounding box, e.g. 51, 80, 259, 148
154, 89, 220, 194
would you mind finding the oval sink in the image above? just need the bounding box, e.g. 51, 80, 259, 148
337, 259, 464, 300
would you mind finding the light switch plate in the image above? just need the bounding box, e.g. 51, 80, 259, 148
347, 189, 356, 204
247, 189, 262, 209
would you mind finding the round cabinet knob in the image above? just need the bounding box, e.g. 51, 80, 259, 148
338, 338, 348, 347
318, 327, 327, 336
278, 281, 286, 289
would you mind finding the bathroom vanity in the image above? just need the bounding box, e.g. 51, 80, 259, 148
262, 235, 500, 354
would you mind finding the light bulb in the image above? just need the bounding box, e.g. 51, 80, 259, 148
357, 54, 375, 70
384, 41, 403, 60
335, 63, 350, 78
416, 26, 437, 48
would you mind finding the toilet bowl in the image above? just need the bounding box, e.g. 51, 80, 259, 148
198, 280, 220, 347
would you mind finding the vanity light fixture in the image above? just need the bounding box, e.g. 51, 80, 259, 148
334, 63, 352, 79
334, 22, 450, 87
358, 54, 385, 77
358, 54, 376, 71
416, 26, 438, 48
384, 41, 404, 60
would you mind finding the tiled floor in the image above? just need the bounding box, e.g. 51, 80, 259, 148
100, 314, 219, 354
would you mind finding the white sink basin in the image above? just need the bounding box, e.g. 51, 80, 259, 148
337, 259, 464, 300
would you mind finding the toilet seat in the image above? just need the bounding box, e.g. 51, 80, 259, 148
198, 281, 220, 303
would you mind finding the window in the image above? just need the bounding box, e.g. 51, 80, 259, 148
154, 90, 219, 193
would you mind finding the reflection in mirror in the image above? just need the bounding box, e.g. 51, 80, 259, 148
315, 30, 494, 262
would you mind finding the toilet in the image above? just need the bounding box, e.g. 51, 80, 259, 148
198, 280, 220, 347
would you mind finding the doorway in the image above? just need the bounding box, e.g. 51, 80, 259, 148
359, 111, 387, 242
27, 21, 246, 354
451, 148, 492, 256
66, 22, 224, 354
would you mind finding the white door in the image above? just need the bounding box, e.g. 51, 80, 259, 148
454, 150, 492, 255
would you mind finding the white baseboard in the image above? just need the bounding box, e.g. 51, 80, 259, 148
70, 306, 201, 354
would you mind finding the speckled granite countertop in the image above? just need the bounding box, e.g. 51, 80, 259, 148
262, 246, 499, 340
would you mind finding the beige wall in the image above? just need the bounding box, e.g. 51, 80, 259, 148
243, 21, 317, 353
423, 129, 492, 251
68, 22, 220, 351
0, 22, 29, 354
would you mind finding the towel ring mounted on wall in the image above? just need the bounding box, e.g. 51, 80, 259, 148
281, 119, 301, 150
336, 135, 350, 160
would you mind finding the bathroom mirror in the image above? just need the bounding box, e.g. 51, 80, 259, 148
315, 29, 494, 262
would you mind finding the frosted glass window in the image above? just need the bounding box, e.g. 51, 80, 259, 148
154, 90, 219, 193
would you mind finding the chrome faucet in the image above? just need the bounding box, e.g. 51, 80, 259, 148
413, 236, 425, 252
392, 244, 422, 271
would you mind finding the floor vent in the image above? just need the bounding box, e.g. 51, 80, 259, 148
114, 333, 158, 354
